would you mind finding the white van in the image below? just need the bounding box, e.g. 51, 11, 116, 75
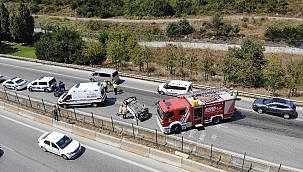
157, 80, 192, 96
58, 82, 107, 108
90, 68, 120, 85
27, 76, 56, 92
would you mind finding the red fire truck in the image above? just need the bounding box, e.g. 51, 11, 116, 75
156, 87, 236, 134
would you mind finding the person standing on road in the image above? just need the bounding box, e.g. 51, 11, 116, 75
103, 80, 108, 93
113, 82, 118, 95
122, 104, 128, 119
53, 105, 59, 121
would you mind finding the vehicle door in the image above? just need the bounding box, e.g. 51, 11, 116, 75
31, 82, 38, 90
194, 107, 203, 124
266, 103, 279, 114
5, 81, 14, 89
50, 142, 60, 155
43, 140, 52, 152
166, 85, 174, 95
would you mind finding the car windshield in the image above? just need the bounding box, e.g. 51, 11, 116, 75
263, 99, 273, 105
15, 79, 24, 84
56, 135, 73, 149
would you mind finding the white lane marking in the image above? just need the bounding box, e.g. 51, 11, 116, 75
188, 129, 195, 138
211, 133, 218, 140
0, 143, 14, 151
0, 114, 168, 172
84, 145, 162, 172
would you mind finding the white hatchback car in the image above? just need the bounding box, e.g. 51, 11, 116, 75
38, 131, 81, 160
2, 77, 27, 90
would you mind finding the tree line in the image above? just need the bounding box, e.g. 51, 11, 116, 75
17, 0, 289, 18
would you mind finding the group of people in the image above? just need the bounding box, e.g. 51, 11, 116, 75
52, 80, 65, 91
102, 80, 118, 95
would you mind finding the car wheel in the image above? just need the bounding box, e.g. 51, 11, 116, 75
92, 102, 98, 108
90, 78, 95, 82
257, 108, 264, 114
283, 113, 290, 119
28, 87, 33, 92
62, 155, 68, 160
159, 91, 165, 95
41, 146, 47, 152
45, 89, 49, 93
171, 124, 181, 134
212, 116, 222, 125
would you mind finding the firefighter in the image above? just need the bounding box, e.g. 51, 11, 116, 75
230, 87, 238, 98
192, 97, 198, 106
117, 104, 123, 116
122, 104, 128, 119
103, 80, 108, 93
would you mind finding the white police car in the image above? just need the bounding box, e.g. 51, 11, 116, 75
2, 77, 27, 90
27, 76, 56, 92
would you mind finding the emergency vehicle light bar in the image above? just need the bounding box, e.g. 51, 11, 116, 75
75, 82, 80, 88
38, 76, 44, 80
10, 76, 17, 80
97, 82, 101, 86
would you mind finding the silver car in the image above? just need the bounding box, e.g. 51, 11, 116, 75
252, 98, 297, 119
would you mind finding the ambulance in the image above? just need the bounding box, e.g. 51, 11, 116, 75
57, 82, 107, 108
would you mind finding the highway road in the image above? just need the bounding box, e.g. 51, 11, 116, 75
0, 57, 303, 170
0, 108, 187, 172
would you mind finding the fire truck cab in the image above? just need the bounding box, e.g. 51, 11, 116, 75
156, 87, 236, 134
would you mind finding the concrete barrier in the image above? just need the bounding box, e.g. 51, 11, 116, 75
19, 108, 35, 120
137, 126, 166, 144
120, 139, 150, 157
72, 125, 96, 140
149, 148, 182, 167
181, 158, 226, 172
53, 121, 73, 132
34, 113, 53, 126
114, 120, 137, 135
4, 103, 19, 114
95, 132, 121, 148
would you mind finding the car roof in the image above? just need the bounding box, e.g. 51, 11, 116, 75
45, 131, 64, 142
168, 80, 192, 87
32, 76, 55, 82
95, 68, 117, 74
9, 77, 22, 81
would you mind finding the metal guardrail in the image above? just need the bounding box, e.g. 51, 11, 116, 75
1, 54, 303, 106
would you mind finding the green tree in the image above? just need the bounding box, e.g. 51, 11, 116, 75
130, 44, 145, 71
166, 19, 194, 36
262, 53, 285, 95
162, 44, 177, 75
35, 28, 85, 64
212, 12, 223, 29
106, 38, 124, 70
265, 26, 281, 39
82, 40, 105, 65
0, 2, 10, 41
199, 53, 215, 81
285, 58, 303, 97
222, 38, 266, 87
187, 49, 199, 76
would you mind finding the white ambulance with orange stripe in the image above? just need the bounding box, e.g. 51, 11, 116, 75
155, 87, 236, 134
57, 82, 107, 109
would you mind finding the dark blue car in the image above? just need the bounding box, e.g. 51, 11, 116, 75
252, 98, 297, 119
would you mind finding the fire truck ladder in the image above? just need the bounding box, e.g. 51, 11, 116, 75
178, 87, 228, 98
